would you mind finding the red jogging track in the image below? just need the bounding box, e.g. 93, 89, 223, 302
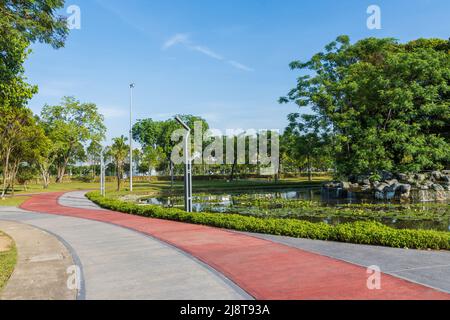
20, 192, 450, 300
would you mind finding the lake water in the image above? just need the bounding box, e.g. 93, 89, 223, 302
143, 188, 450, 231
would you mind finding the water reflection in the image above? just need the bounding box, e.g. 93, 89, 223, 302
141, 188, 450, 231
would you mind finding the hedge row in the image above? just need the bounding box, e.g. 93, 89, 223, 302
86, 192, 450, 250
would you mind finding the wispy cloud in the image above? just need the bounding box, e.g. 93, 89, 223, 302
163, 33, 253, 72
191, 45, 224, 60
228, 60, 254, 72
163, 33, 190, 50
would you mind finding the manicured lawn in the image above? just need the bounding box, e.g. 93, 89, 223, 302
0, 231, 17, 292
0, 196, 31, 207
10, 181, 116, 195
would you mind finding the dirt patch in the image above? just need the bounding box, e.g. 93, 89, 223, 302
0, 233, 13, 253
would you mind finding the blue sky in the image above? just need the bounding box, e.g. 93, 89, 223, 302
24, 0, 450, 142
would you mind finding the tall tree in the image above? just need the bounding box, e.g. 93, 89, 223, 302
284, 114, 333, 181
281, 36, 450, 175
132, 115, 209, 174
0, 106, 45, 197
40, 96, 106, 183
140, 146, 165, 177
108, 136, 128, 191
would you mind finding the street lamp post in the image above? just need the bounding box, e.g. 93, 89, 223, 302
175, 116, 192, 212
100, 147, 105, 197
129, 83, 135, 192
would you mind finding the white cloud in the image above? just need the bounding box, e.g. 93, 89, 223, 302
162, 33, 190, 50
162, 33, 253, 71
227, 60, 253, 72
191, 45, 223, 60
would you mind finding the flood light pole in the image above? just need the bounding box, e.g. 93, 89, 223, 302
129, 83, 135, 192
175, 116, 192, 212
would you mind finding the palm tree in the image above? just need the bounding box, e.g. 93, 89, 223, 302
108, 135, 128, 191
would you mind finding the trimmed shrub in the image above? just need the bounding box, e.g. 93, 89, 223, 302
86, 192, 450, 251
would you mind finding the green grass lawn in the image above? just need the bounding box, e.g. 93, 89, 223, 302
0, 196, 31, 207
0, 176, 331, 207
0, 231, 17, 292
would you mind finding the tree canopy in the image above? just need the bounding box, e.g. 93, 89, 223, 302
281, 36, 450, 176
0, 0, 68, 49
132, 115, 209, 170
40, 96, 106, 182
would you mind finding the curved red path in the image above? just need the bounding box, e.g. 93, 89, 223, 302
21, 192, 450, 300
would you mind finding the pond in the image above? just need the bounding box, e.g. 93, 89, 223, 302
141, 188, 450, 232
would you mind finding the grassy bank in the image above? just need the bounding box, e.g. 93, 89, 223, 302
0, 231, 17, 292
87, 191, 450, 251
0, 196, 31, 207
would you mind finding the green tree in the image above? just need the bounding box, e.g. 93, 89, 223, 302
0, 0, 68, 49
108, 136, 129, 191
281, 36, 450, 175
0, 106, 47, 197
0, 0, 68, 103
132, 115, 209, 174
40, 96, 106, 183
284, 114, 334, 181
140, 146, 165, 178
87, 140, 103, 179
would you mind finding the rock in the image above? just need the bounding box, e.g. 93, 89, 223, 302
362, 179, 371, 186
433, 171, 443, 180
375, 183, 389, 192
415, 174, 427, 182
385, 179, 399, 186
442, 176, 450, 183
360, 185, 371, 192
396, 173, 408, 182
397, 184, 412, 200
340, 182, 350, 190
432, 184, 445, 191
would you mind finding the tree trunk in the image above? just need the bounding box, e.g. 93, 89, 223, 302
307, 155, 312, 182
40, 164, 51, 189
56, 165, 66, 183
229, 157, 237, 181
10, 161, 19, 196
56, 156, 70, 183
1, 149, 11, 198
116, 164, 121, 191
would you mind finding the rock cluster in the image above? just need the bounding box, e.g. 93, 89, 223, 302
324, 171, 450, 202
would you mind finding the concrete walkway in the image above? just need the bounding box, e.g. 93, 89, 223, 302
0, 208, 249, 300
0, 220, 77, 300
17, 191, 450, 300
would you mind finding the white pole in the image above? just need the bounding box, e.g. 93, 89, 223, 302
175, 116, 192, 212
129, 83, 135, 192
100, 148, 105, 196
